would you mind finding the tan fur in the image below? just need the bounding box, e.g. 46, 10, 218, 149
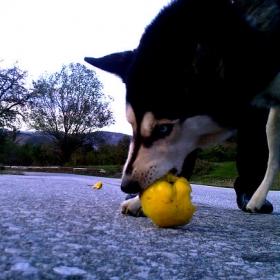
122, 112, 233, 190
126, 104, 136, 131
121, 195, 142, 216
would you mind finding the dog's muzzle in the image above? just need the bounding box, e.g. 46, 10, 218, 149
121, 178, 141, 194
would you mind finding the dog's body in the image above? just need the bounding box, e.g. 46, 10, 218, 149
85, 0, 280, 214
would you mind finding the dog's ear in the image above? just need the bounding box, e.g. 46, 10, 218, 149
84, 50, 134, 81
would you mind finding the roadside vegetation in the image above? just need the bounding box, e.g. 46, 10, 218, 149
190, 160, 280, 190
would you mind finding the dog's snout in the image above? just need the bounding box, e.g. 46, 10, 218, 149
121, 178, 141, 194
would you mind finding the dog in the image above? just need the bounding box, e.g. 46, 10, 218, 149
85, 0, 280, 216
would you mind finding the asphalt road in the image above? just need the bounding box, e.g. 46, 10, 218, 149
0, 172, 279, 280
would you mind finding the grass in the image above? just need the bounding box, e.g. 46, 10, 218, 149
190, 161, 280, 190
190, 161, 237, 187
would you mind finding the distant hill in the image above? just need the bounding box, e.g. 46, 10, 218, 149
92, 131, 132, 146
16, 131, 53, 145
16, 131, 131, 147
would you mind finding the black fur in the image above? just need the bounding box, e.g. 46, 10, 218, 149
86, 0, 279, 128
85, 0, 280, 212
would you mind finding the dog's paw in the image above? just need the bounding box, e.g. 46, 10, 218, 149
246, 195, 273, 214
246, 197, 264, 213
246, 188, 268, 212
120, 195, 145, 217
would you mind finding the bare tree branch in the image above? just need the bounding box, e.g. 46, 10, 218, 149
0, 63, 34, 130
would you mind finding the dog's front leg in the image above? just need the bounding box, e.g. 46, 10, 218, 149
121, 195, 145, 217
247, 107, 280, 212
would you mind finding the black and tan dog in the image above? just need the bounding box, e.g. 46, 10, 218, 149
85, 0, 280, 215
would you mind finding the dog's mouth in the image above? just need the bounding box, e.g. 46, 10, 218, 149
138, 168, 179, 198
169, 168, 178, 176
122, 168, 179, 195
138, 168, 179, 197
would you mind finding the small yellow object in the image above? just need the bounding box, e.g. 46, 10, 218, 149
140, 173, 196, 227
93, 181, 103, 189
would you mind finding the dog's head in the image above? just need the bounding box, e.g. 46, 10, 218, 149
85, 50, 233, 194
84, 0, 259, 193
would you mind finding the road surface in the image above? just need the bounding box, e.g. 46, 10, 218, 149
0, 172, 279, 279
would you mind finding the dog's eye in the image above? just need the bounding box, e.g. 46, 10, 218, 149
158, 125, 169, 133
143, 123, 174, 147
156, 124, 173, 136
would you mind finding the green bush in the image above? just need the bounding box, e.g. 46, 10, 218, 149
198, 142, 237, 162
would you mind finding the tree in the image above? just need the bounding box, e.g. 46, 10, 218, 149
0, 63, 33, 130
26, 63, 115, 164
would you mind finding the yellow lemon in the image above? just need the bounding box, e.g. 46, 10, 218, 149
140, 173, 196, 227
93, 182, 103, 189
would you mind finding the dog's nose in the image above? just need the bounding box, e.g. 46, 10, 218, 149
121, 178, 141, 194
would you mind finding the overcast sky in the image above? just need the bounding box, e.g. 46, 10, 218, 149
0, 0, 172, 135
